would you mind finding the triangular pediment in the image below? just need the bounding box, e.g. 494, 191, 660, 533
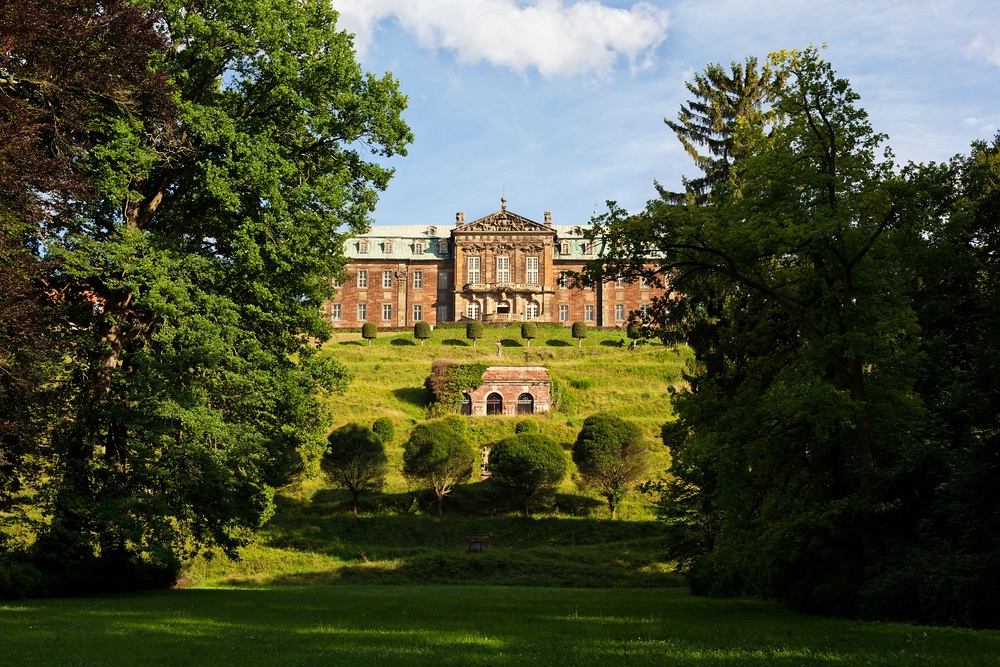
457, 209, 555, 234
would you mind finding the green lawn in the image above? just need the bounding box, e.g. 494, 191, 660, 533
3, 586, 998, 666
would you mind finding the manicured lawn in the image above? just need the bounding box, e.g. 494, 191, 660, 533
3, 586, 998, 666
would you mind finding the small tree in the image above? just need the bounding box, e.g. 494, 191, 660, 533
362, 322, 378, 346
520, 322, 537, 347
515, 419, 539, 434
413, 320, 431, 346
571, 321, 588, 347
371, 417, 395, 445
403, 419, 475, 518
626, 321, 643, 341
572, 413, 650, 519
321, 424, 388, 517
466, 321, 484, 347
489, 434, 567, 516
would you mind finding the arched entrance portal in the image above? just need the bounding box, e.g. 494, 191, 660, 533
496, 300, 511, 315
461, 392, 472, 415
517, 393, 534, 415
486, 392, 503, 415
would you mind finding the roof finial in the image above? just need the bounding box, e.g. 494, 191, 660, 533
500, 196, 507, 211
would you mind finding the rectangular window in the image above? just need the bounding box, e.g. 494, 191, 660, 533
467, 256, 481, 284
358, 240, 369, 254
615, 277, 625, 289
413, 270, 423, 289
496, 256, 510, 283
614, 304, 625, 321
383, 270, 392, 288
558, 272, 569, 289
331, 277, 341, 288
437, 305, 449, 322
382, 303, 392, 321
559, 304, 569, 322
331, 303, 342, 321
357, 303, 367, 321
357, 270, 367, 288
639, 276, 647, 289
412, 304, 422, 322
526, 256, 539, 284
414, 241, 424, 254
560, 241, 570, 255
584, 241, 595, 256
585, 304, 595, 322
438, 271, 450, 289
383, 240, 393, 253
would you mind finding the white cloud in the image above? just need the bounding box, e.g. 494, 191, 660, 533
970, 33, 1000, 69
335, 0, 669, 78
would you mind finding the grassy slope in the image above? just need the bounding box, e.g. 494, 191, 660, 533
5, 586, 1000, 666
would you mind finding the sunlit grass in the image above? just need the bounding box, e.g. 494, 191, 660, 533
3, 586, 998, 666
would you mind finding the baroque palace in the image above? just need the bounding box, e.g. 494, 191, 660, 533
325, 198, 672, 328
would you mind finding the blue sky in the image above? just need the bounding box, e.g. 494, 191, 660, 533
337, 0, 1000, 228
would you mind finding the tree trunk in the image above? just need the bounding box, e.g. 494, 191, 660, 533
436, 490, 444, 519
352, 491, 359, 517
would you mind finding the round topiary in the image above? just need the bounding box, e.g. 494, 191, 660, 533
520, 322, 537, 347
371, 417, 395, 444
361, 322, 378, 346
466, 321, 484, 346
413, 320, 431, 345
626, 321, 642, 340
571, 321, 588, 346
515, 419, 539, 434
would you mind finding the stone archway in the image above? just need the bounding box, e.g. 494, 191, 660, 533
516, 393, 534, 414
486, 392, 504, 415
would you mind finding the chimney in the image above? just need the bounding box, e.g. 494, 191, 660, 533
456, 211, 464, 226
544, 211, 552, 225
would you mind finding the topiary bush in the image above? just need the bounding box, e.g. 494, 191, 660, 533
489, 433, 568, 516
361, 321, 378, 346
571, 321, 588, 346
520, 322, 537, 347
466, 321, 484, 346
414, 320, 431, 345
514, 419, 539, 434
371, 417, 395, 444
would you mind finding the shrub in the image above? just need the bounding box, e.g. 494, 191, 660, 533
489, 434, 568, 516
361, 322, 378, 346
413, 321, 431, 345
322, 424, 388, 516
371, 417, 395, 444
515, 419, 539, 434
466, 321, 484, 346
403, 419, 475, 518
627, 321, 643, 340
425, 360, 488, 414
573, 413, 650, 519
571, 321, 588, 346
520, 322, 537, 347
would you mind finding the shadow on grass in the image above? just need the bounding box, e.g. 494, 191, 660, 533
393, 386, 432, 408
600, 339, 626, 348
338, 340, 365, 346
442, 339, 469, 346
390, 337, 416, 346
500, 338, 523, 348
545, 339, 571, 347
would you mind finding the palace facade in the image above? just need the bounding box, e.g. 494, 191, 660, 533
325, 198, 672, 328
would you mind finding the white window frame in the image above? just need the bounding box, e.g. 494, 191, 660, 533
414, 241, 424, 254
466, 301, 480, 319
559, 304, 569, 322
357, 303, 367, 321
614, 304, 625, 321
383, 270, 392, 288
382, 303, 392, 321
525, 301, 539, 320
331, 303, 342, 321
413, 270, 423, 289
412, 304, 422, 322
558, 272, 569, 289
358, 240, 369, 254
383, 240, 393, 253
467, 256, 481, 284
357, 270, 367, 288
496, 256, 510, 283
615, 277, 625, 289
585, 304, 595, 322
526, 256, 539, 284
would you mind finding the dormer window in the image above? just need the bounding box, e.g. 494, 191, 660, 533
383, 240, 393, 253
414, 241, 424, 254
428, 226, 437, 236
560, 241, 570, 255
583, 241, 595, 256
358, 240, 369, 254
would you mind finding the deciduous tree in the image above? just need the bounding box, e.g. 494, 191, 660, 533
322, 424, 388, 517
489, 434, 567, 516
403, 419, 475, 518
572, 413, 649, 519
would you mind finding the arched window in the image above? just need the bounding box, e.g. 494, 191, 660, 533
486, 392, 503, 415
525, 301, 539, 320
496, 300, 511, 315
466, 301, 480, 320
517, 393, 534, 415
460, 392, 472, 415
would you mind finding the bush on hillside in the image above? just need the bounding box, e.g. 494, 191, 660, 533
573, 413, 650, 519
489, 434, 568, 516
361, 322, 378, 346
371, 417, 395, 444
322, 423, 388, 517
466, 321, 484, 346
520, 322, 537, 347
571, 321, 588, 346
413, 321, 431, 345
403, 419, 475, 518
515, 419, 539, 434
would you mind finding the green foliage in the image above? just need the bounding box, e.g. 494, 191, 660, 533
571, 321, 588, 346
402, 419, 475, 518
370, 417, 396, 445
361, 322, 378, 345
573, 413, 650, 519
489, 434, 568, 516
413, 321, 431, 345
321, 424, 388, 517
520, 322, 537, 347
514, 420, 540, 434
424, 360, 488, 415
626, 322, 643, 340
466, 321, 484, 346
